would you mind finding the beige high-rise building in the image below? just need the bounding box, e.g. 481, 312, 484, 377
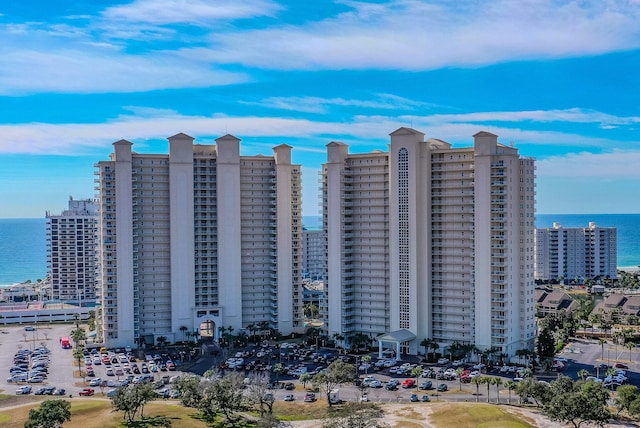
94, 133, 302, 348
322, 128, 536, 357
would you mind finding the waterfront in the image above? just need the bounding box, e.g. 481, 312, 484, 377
1, 214, 639, 285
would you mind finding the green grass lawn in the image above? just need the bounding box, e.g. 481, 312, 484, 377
429, 403, 537, 428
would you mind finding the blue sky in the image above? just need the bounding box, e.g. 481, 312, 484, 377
1, 0, 640, 218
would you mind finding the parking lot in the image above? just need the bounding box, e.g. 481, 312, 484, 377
2, 325, 638, 405
0, 323, 189, 399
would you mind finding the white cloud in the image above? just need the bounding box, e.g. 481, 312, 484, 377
102, 0, 281, 25
537, 150, 640, 178
245, 93, 436, 113
2, 108, 640, 167
0, 49, 248, 95
201, 0, 640, 70
2, 1, 639, 94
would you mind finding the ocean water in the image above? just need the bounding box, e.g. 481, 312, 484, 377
0, 218, 47, 285
0, 214, 638, 286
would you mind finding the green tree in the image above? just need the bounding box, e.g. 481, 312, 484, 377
87, 310, 96, 331
420, 338, 432, 360
577, 369, 590, 381
536, 327, 555, 358
173, 374, 205, 408
179, 325, 188, 342
71, 328, 86, 348
199, 373, 247, 426
411, 366, 423, 389
110, 382, 157, 423
544, 377, 610, 428
516, 377, 551, 407
156, 336, 167, 349
272, 363, 285, 385
471, 376, 483, 402
72, 346, 85, 376
25, 399, 71, 428
299, 372, 312, 388
348, 332, 371, 352
504, 380, 517, 404
615, 384, 639, 416
492, 376, 503, 404
360, 355, 372, 374
312, 360, 356, 407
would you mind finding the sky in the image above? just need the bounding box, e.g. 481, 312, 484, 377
1, 0, 640, 218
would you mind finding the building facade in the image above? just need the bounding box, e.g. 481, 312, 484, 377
302, 228, 325, 280
535, 222, 617, 283
46, 197, 99, 302
322, 128, 537, 357
94, 133, 302, 348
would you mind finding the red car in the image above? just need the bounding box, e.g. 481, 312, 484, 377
401, 379, 416, 388
79, 388, 95, 396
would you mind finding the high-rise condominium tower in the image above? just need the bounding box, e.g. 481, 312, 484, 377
322, 128, 537, 357
94, 134, 302, 348
46, 197, 99, 302
535, 222, 617, 283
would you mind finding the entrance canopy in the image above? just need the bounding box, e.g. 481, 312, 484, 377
376, 329, 416, 361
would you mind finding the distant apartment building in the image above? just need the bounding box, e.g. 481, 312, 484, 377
46, 197, 98, 302
303, 228, 325, 280
321, 128, 537, 357
535, 288, 578, 317
535, 222, 617, 283
94, 133, 302, 348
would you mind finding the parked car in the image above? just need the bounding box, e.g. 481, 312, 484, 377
410, 393, 419, 402
284, 394, 295, 401
53, 388, 66, 395
421, 394, 430, 402
401, 379, 416, 388
79, 388, 95, 396
284, 382, 295, 390
419, 381, 433, 390
437, 384, 448, 392
16, 386, 32, 395
304, 392, 316, 402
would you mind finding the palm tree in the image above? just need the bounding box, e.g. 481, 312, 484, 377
361, 355, 372, 374
577, 369, 590, 381
456, 367, 465, 391
599, 338, 607, 361
179, 325, 188, 342
483, 376, 492, 403
156, 336, 167, 349
429, 341, 440, 361
71, 328, 86, 348
471, 376, 483, 402
73, 313, 80, 328
332, 333, 345, 349
504, 380, 517, 404
258, 321, 271, 341
73, 346, 85, 377
492, 376, 502, 403
412, 366, 423, 389
420, 338, 432, 360
627, 342, 634, 362
246, 323, 256, 343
